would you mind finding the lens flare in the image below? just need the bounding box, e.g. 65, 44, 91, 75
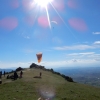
38, 86, 55, 99
34, 0, 53, 7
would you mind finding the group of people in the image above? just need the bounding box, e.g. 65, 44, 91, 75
1, 70, 42, 83
0, 70, 23, 84
13, 70, 23, 80
0, 71, 6, 84
6, 70, 23, 80
0, 71, 6, 78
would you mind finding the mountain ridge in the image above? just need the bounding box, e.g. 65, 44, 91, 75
0, 67, 100, 100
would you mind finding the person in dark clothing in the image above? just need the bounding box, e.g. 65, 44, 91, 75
0, 71, 1, 79
0, 71, 2, 78
1, 71, 2, 75
14, 71, 18, 80
20, 71, 23, 78
6, 75, 9, 79
4, 71, 5, 77
0, 79, 2, 84
40, 72, 42, 77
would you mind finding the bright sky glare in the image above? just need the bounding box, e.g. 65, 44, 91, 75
34, 0, 53, 7
0, 0, 100, 69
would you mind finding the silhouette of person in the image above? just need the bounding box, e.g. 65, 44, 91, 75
14, 71, 18, 80
4, 71, 5, 77
40, 72, 42, 77
0, 72, 1, 79
0, 71, 2, 78
7, 75, 9, 79
0, 79, 2, 84
20, 71, 23, 78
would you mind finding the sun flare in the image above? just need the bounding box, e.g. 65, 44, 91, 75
34, 0, 53, 7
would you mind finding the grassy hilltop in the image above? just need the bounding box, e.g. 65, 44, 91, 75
0, 68, 100, 100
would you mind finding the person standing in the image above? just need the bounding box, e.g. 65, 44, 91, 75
40, 72, 42, 77
4, 71, 5, 77
20, 71, 23, 78
0, 71, 2, 78
0, 78, 2, 84
14, 71, 18, 80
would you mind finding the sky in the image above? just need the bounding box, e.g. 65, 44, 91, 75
0, 0, 100, 69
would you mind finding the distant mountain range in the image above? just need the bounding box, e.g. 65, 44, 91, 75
53, 66, 100, 87
0, 68, 15, 73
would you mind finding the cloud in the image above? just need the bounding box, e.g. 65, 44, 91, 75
93, 32, 100, 35
41, 59, 100, 68
66, 52, 100, 63
87, 54, 100, 59
53, 45, 95, 50
52, 37, 62, 44
94, 41, 100, 45
95, 58, 100, 61
18, 30, 32, 39
72, 59, 77, 62
0, 58, 100, 69
68, 52, 95, 56
53, 41, 100, 51
79, 52, 95, 55
24, 36, 30, 39
23, 49, 34, 53
0, 61, 33, 69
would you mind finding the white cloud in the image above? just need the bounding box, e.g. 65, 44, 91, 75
52, 37, 62, 44
68, 52, 95, 56
72, 59, 77, 62
67, 52, 100, 60
24, 36, 30, 39
93, 32, 100, 35
41, 59, 100, 68
0, 58, 100, 69
0, 61, 32, 69
18, 30, 31, 39
23, 49, 34, 53
79, 52, 95, 55
87, 54, 100, 59
53, 45, 96, 50
95, 58, 100, 61
94, 41, 100, 45
53, 41, 100, 51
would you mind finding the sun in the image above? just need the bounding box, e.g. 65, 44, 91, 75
34, 0, 53, 7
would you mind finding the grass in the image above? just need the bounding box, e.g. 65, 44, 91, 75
0, 68, 100, 100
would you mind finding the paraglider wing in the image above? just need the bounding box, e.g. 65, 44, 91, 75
51, 21, 57, 24
36, 53, 42, 63
51, 21, 58, 29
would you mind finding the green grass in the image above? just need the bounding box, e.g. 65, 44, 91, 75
0, 68, 100, 100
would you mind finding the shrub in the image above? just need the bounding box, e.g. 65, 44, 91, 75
16, 67, 23, 72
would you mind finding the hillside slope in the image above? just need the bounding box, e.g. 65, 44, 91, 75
0, 68, 100, 100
